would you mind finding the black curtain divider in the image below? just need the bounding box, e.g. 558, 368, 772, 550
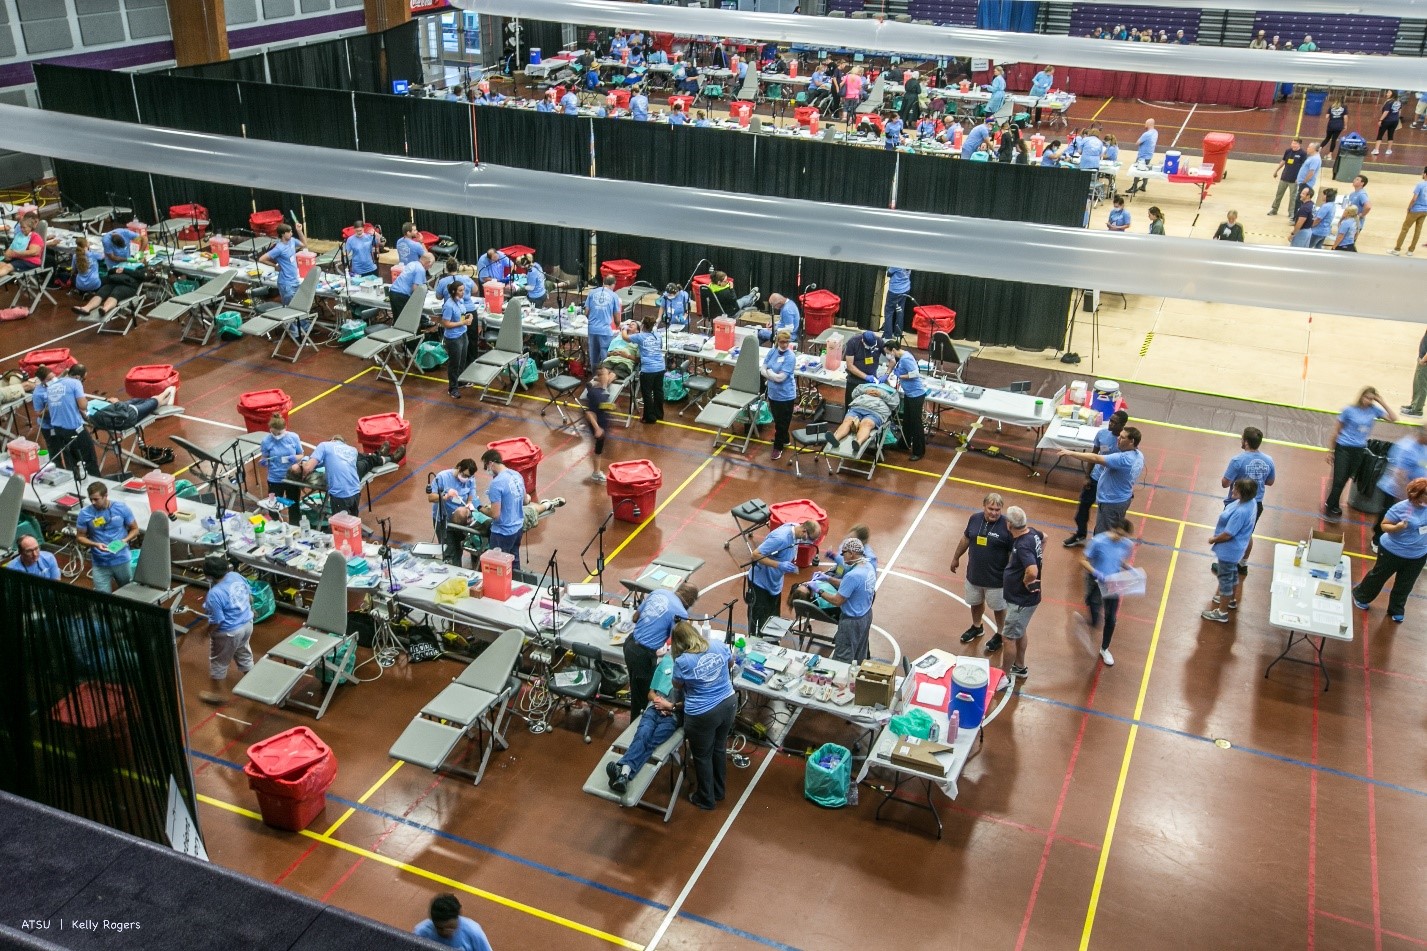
896, 155, 1088, 226
594, 231, 799, 306
250, 187, 307, 232
242, 83, 356, 151
170, 55, 267, 84
383, 21, 422, 88
913, 273, 1073, 351
347, 31, 386, 95
474, 108, 590, 175
301, 196, 357, 242
361, 203, 414, 242
521, 21, 568, 68
133, 73, 243, 137
354, 91, 409, 157
480, 220, 588, 279
268, 37, 351, 91
149, 174, 252, 236
753, 136, 897, 206
407, 97, 474, 162
51, 161, 154, 221
34, 64, 137, 122
592, 122, 755, 191
419, 212, 480, 264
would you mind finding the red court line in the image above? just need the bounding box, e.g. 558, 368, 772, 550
186, 709, 221, 738
319, 773, 447, 903
194, 712, 270, 775
1328, 657, 1427, 688
273, 841, 323, 887
1316, 910, 1427, 948
1014, 663, 1105, 951
1359, 520, 1384, 951
1307, 662, 1321, 951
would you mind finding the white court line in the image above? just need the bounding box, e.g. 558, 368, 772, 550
643, 425, 976, 951
175, 412, 246, 432
1169, 103, 1197, 149
0, 324, 96, 364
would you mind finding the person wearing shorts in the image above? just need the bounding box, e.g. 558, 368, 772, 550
583, 364, 614, 483
951, 492, 1013, 653
998, 506, 1044, 686
1202, 479, 1258, 623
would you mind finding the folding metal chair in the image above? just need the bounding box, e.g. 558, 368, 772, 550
238, 269, 322, 362
8, 249, 56, 315
538, 357, 584, 428
343, 291, 425, 384
147, 270, 237, 345
928, 331, 977, 383
696, 346, 765, 453
723, 498, 771, 555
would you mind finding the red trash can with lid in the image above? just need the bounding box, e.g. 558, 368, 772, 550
911, 305, 957, 349
768, 498, 829, 569
501, 245, 535, 273
249, 210, 283, 237
238, 388, 292, 433
669, 94, 694, 112
243, 726, 337, 832
19, 347, 76, 376
356, 412, 411, 467
125, 364, 180, 399
606, 459, 662, 524
800, 289, 841, 338
690, 273, 712, 315
599, 259, 641, 290
1202, 132, 1234, 183
486, 436, 543, 496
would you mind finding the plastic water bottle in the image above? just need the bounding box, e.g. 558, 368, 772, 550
299, 514, 311, 534
1294, 541, 1305, 567
1334, 561, 1343, 581
701, 619, 713, 643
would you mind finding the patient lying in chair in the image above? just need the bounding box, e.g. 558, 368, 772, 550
606, 653, 678, 793
822, 380, 898, 457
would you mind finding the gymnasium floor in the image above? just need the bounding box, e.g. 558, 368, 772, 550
5, 255, 1425, 949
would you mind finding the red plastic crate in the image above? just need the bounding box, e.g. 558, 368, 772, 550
124, 364, 179, 399
247, 726, 332, 780
238, 388, 292, 433
690, 274, 711, 315
19, 348, 77, 376
599, 259, 641, 290
609, 88, 632, 109
500, 245, 535, 274
486, 436, 543, 497
668, 94, 694, 112
169, 203, 209, 241
356, 412, 412, 466
249, 210, 283, 237
50, 682, 130, 731
418, 230, 439, 249
607, 459, 663, 492
768, 498, 829, 537
794, 105, 818, 126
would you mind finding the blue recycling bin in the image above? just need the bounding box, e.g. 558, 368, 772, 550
1304, 90, 1327, 116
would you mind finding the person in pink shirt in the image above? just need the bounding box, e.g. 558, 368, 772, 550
0, 215, 44, 278
841, 65, 864, 125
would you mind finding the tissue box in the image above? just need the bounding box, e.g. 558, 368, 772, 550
1306, 529, 1344, 566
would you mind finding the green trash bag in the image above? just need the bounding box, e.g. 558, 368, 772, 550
245, 576, 276, 623
735, 400, 773, 426
215, 310, 242, 339
517, 354, 539, 387
318, 638, 358, 686
890, 707, 933, 739
663, 369, 688, 401
804, 743, 853, 808
173, 279, 200, 297
336, 319, 367, 343
174, 479, 199, 501
14, 515, 41, 546
414, 340, 449, 370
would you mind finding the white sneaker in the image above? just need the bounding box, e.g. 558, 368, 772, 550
1100, 648, 1115, 667
589, 471, 607, 483
1372, 147, 1380, 155
1387, 149, 1394, 156
1390, 249, 1402, 255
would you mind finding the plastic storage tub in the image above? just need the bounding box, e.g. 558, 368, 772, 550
769, 498, 829, 568
486, 436, 543, 497
606, 459, 662, 524
911, 305, 956, 349
800, 289, 841, 339
599, 259, 641, 290
238, 389, 292, 433
125, 364, 179, 399
19, 348, 76, 376
356, 412, 411, 467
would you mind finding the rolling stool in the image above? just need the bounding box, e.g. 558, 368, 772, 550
724, 499, 771, 556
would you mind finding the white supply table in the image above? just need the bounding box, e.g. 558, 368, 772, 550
1034, 415, 1103, 479
856, 651, 1010, 838
1266, 544, 1353, 691
162, 249, 444, 315
734, 642, 892, 750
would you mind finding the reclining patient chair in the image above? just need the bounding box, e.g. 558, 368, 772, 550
233, 552, 355, 720
238, 269, 322, 362
388, 627, 525, 785
343, 292, 425, 384
582, 717, 687, 822
695, 345, 765, 453
148, 270, 237, 346
114, 512, 179, 606
458, 299, 526, 404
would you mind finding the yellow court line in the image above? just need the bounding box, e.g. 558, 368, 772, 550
290, 365, 378, 415
1089, 97, 1114, 122
197, 794, 644, 950
1080, 520, 1184, 950
1293, 91, 1306, 138
321, 760, 404, 837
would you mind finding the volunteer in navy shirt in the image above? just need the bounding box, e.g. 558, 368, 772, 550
1352, 478, 1427, 623
625, 583, 698, 717
1268, 137, 1307, 216
6, 534, 59, 580
1202, 479, 1258, 622
258, 223, 303, 305
884, 339, 926, 460
621, 315, 667, 423
1222, 426, 1276, 566
671, 620, 735, 810
1373, 92, 1403, 156
761, 329, 797, 460
76, 483, 139, 593
479, 448, 528, 569
952, 492, 1013, 647
842, 329, 882, 406
1324, 386, 1396, 517
998, 506, 1044, 682
440, 280, 474, 398
199, 553, 255, 705
429, 458, 480, 565
584, 274, 621, 371
343, 221, 382, 277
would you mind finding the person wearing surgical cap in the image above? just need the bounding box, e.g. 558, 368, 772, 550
842, 329, 882, 407
820, 537, 877, 662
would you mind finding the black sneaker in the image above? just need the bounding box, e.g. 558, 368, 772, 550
1063, 534, 1085, 548
983, 633, 1003, 655
605, 761, 621, 789
611, 764, 631, 794
959, 625, 983, 644
1324, 506, 1343, 519
1010, 664, 1029, 679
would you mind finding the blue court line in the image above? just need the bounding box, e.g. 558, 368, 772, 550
187, 749, 806, 951
1018, 692, 1427, 801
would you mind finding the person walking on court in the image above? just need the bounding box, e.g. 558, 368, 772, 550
1077, 517, 1136, 667
1353, 478, 1427, 623
996, 506, 1043, 687
1390, 166, 1427, 255
1324, 386, 1396, 518
952, 493, 1013, 653
1062, 418, 1142, 546
1403, 328, 1427, 418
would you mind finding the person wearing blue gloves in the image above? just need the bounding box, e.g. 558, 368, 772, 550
520, 255, 548, 308
746, 518, 822, 637
476, 247, 513, 285
658, 283, 690, 329
428, 457, 480, 565
260, 413, 305, 517
584, 273, 621, 371
621, 314, 667, 423
1029, 65, 1055, 125
258, 223, 303, 305
478, 448, 528, 570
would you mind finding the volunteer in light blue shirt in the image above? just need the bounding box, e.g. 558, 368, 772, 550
672, 624, 735, 810
303, 437, 362, 515
1221, 425, 1275, 565
1078, 131, 1106, 171
1310, 198, 1335, 248
200, 553, 255, 703
961, 117, 994, 158
476, 248, 513, 284
72, 239, 104, 293
658, 284, 690, 327
632, 587, 689, 652
630, 90, 650, 120
1352, 481, 1427, 621
1082, 521, 1136, 661
203, 564, 254, 634
479, 449, 528, 569
762, 336, 797, 403
668, 108, 687, 126
259, 224, 302, 304
1325, 387, 1395, 516
1209, 484, 1258, 578
523, 259, 548, 307
1029, 67, 1054, 99
1107, 198, 1131, 231
260, 415, 304, 508
76, 484, 138, 592
1410, 176, 1427, 213
1372, 429, 1427, 549
102, 227, 142, 264
758, 293, 800, 343
1136, 120, 1158, 163
561, 90, 580, 114
343, 224, 381, 277
413, 896, 494, 951
884, 339, 926, 460
7, 535, 60, 580
1296, 143, 1323, 194
1060, 427, 1145, 533
435, 264, 477, 308
42, 372, 86, 432
430, 461, 480, 523
883, 115, 904, 150
396, 224, 425, 266
822, 537, 875, 662
440, 282, 474, 398
746, 520, 818, 636
536, 93, 556, 113
584, 276, 621, 369
388, 253, 429, 321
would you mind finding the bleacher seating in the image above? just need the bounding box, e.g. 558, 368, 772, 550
1068, 4, 1199, 42
1252, 13, 1399, 54
825, 0, 863, 14
906, 0, 978, 27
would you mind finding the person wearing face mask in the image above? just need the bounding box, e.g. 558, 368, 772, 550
762, 329, 797, 461
883, 338, 926, 461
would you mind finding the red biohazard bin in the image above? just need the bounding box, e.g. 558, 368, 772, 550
690, 273, 711, 315
50, 682, 133, 760
501, 245, 535, 273
249, 210, 283, 237
238, 388, 292, 433
341, 223, 377, 240
1202, 132, 1234, 183
486, 436, 543, 496
356, 412, 412, 467
800, 289, 841, 339
418, 230, 439, 250
794, 105, 818, 127
607, 459, 662, 524
669, 94, 694, 112
168, 203, 209, 242
768, 498, 829, 569
730, 100, 754, 123
124, 364, 180, 399
610, 88, 632, 109
599, 259, 641, 290
244, 727, 337, 832
19, 347, 76, 376
911, 305, 957, 349
480, 549, 513, 601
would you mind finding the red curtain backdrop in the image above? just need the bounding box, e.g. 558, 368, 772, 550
975, 62, 1275, 108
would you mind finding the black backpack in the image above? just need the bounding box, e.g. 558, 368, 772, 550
91, 401, 139, 432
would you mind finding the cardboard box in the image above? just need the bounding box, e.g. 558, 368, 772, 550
889, 735, 955, 777
1307, 528, 1344, 566
854, 660, 896, 708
